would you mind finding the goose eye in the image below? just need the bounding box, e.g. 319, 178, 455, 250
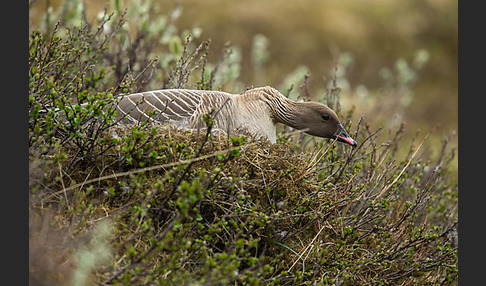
322, 114, 330, 120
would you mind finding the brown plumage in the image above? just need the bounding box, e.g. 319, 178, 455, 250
114, 86, 357, 146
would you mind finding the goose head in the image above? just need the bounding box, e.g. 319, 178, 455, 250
291, 102, 357, 147
256, 86, 357, 146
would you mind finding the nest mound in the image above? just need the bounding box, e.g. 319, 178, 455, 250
30, 124, 457, 285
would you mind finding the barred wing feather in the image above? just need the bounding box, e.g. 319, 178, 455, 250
115, 89, 231, 127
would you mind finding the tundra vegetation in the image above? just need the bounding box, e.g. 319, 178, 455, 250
29, 2, 457, 285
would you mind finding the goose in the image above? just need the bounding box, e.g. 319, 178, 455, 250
114, 86, 357, 146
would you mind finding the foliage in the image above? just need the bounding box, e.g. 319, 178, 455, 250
29, 2, 457, 285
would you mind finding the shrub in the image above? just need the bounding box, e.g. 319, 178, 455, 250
29, 2, 457, 285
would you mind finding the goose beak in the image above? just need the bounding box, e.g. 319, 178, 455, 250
333, 124, 357, 147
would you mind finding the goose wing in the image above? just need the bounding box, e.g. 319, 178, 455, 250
115, 89, 208, 125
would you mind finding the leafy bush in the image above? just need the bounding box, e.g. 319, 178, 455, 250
29, 2, 457, 285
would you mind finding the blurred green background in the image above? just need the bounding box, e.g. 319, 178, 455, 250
30, 0, 458, 157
